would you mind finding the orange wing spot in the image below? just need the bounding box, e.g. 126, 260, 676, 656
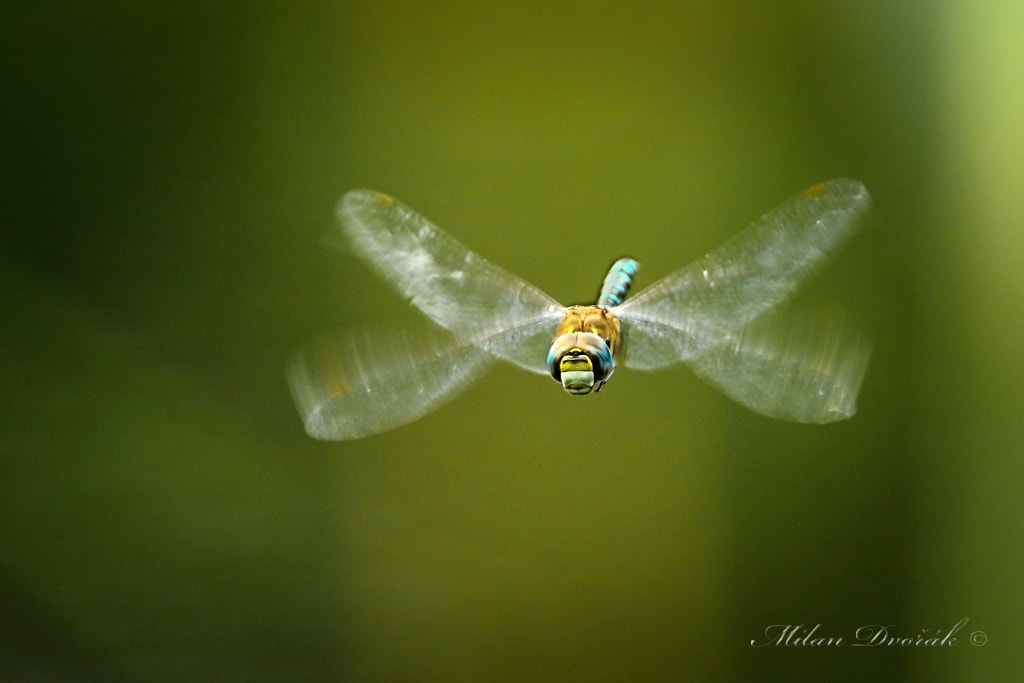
802, 182, 829, 198
327, 381, 352, 398
371, 192, 396, 205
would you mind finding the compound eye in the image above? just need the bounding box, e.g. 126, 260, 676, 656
547, 331, 616, 394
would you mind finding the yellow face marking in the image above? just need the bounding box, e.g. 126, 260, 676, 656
559, 352, 593, 373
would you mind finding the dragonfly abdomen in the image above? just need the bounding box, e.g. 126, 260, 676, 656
597, 258, 639, 307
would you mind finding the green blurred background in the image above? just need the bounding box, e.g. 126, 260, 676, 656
2, 1, 1021, 680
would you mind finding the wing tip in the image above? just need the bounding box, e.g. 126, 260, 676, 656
804, 178, 871, 211
337, 188, 396, 215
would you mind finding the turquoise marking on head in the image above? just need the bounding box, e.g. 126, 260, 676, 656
547, 332, 615, 395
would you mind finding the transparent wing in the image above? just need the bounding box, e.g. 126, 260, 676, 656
338, 190, 564, 373
617, 179, 870, 368
687, 308, 871, 423
287, 327, 494, 440
287, 316, 564, 440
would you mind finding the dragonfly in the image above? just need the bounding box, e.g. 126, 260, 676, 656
289, 179, 871, 440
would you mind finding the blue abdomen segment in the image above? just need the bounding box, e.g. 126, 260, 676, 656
597, 258, 639, 307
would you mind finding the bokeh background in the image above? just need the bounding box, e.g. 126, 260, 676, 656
2, 1, 1021, 680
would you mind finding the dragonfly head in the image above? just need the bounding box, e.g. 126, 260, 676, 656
547, 332, 615, 395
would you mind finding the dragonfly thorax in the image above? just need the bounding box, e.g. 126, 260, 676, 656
547, 306, 623, 395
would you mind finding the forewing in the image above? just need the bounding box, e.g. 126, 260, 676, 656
288, 327, 494, 440
338, 190, 564, 361
686, 309, 871, 422
618, 179, 870, 369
